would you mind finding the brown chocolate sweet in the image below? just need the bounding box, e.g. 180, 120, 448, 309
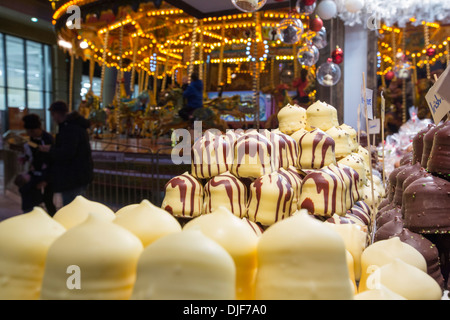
403, 175, 450, 234
388, 165, 407, 202
374, 216, 404, 242
400, 152, 413, 166
376, 202, 399, 219
402, 167, 431, 192
396, 228, 445, 290
376, 207, 402, 229
378, 198, 390, 211
393, 162, 422, 206
412, 124, 435, 164
427, 121, 450, 178
421, 124, 439, 167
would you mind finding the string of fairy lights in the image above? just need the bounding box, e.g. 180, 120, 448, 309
377, 20, 449, 77
53, 0, 314, 82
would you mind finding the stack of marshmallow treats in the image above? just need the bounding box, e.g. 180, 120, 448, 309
162, 101, 384, 232
374, 120, 450, 291
0, 103, 446, 300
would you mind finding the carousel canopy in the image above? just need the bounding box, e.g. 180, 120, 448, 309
51, 0, 313, 77
164, 0, 292, 19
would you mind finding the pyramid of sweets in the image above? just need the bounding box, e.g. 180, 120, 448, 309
0, 103, 446, 300
162, 101, 384, 227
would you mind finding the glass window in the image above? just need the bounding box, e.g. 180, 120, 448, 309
0, 34, 53, 132
6, 35, 25, 90
0, 34, 4, 87
27, 41, 44, 92
7, 88, 25, 108
28, 90, 43, 109
44, 44, 52, 94
0, 35, 4, 110
45, 91, 52, 132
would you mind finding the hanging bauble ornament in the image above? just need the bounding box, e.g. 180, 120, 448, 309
385, 71, 395, 81
310, 15, 323, 32
295, 0, 316, 15
344, 0, 365, 13
316, 0, 337, 20
277, 15, 304, 45
298, 45, 317, 67
317, 58, 341, 86
312, 27, 328, 49
426, 47, 436, 57
331, 46, 344, 64
312, 45, 320, 63
303, 0, 316, 5
231, 0, 267, 13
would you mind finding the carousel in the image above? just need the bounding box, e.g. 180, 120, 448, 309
51, 0, 335, 141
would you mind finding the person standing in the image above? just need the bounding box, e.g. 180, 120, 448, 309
16, 114, 56, 215
178, 73, 204, 121
39, 101, 93, 206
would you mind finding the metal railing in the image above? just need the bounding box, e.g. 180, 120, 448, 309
86, 140, 189, 211
1, 140, 190, 212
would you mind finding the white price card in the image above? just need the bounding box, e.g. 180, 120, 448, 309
368, 118, 381, 134
426, 64, 450, 124
361, 88, 374, 120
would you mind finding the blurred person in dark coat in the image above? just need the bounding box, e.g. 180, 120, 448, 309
15, 114, 56, 215
39, 101, 93, 206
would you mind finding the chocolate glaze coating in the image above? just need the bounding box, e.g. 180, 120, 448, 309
376, 202, 399, 219
378, 198, 391, 211
402, 167, 431, 192
388, 165, 407, 202
396, 228, 445, 290
374, 216, 404, 242
376, 206, 402, 229
403, 175, 450, 234
427, 121, 450, 177
413, 124, 435, 164
393, 162, 422, 206
400, 152, 413, 166
421, 124, 439, 167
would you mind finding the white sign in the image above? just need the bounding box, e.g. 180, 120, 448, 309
361, 88, 374, 120
368, 118, 381, 134
426, 64, 450, 124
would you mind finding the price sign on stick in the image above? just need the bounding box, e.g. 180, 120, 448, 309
426, 64, 450, 124
361, 88, 374, 120
368, 118, 381, 134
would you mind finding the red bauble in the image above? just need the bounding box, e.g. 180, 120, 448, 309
332, 46, 344, 64
303, 0, 316, 5
385, 71, 395, 81
426, 47, 436, 57
310, 15, 323, 32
